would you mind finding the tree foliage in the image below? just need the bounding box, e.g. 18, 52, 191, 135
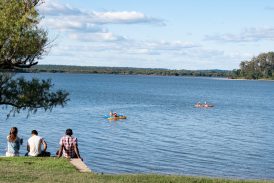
0, 0, 48, 69
232, 52, 274, 79
0, 73, 69, 117
0, 0, 69, 117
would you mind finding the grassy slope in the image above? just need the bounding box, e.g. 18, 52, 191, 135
0, 157, 272, 183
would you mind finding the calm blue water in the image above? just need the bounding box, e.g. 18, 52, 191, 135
1, 73, 274, 179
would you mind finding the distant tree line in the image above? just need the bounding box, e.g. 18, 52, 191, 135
20, 52, 274, 80
23, 65, 232, 78
231, 52, 274, 80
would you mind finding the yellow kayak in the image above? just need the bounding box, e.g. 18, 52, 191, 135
107, 116, 127, 120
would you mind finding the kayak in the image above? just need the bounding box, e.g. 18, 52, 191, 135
107, 116, 127, 120
194, 104, 214, 108
104, 114, 127, 120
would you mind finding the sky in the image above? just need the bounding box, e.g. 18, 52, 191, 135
38, 0, 274, 70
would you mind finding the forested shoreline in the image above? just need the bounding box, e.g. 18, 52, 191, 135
4, 52, 273, 80
22, 65, 232, 77
21, 51, 274, 80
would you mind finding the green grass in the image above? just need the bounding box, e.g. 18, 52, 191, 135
0, 157, 272, 183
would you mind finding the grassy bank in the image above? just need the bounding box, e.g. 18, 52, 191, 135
0, 157, 272, 183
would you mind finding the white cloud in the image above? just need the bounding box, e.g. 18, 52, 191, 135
91, 11, 164, 25
180, 48, 225, 59
39, 1, 164, 25
41, 19, 105, 33
115, 40, 200, 56
39, 1, 82, 16
141, 40, 200, 50
43, 37, 257, 70
42, 44, 246, 70
49, 37, 200, 56
205, 27, 274, 42
68, 32, 127, 42
179, 48, 254, 62
39, 0, 165, 44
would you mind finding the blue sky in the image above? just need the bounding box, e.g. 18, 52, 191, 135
38, 0, 274, 69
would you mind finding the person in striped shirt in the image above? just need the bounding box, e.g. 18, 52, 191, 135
57, 129, 82, 160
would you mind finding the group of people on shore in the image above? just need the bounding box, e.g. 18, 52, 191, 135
5, 127, 82, 159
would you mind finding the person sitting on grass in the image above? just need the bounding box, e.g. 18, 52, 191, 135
26, 130, 50, 157
57, 129, 82, 160
6, 127, 23, 157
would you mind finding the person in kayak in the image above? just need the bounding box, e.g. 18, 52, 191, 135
109, 111, 118, 117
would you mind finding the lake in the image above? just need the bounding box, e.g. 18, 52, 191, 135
1, 73, 274, 179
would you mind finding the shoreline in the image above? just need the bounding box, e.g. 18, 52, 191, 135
17, 70, 274, 81
212, 77, 274, 81
3, 64, 270, 81
0, 157, 273, 182
2, 64, 273, 81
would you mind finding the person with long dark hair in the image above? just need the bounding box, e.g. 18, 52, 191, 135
6, 127, 23, 157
